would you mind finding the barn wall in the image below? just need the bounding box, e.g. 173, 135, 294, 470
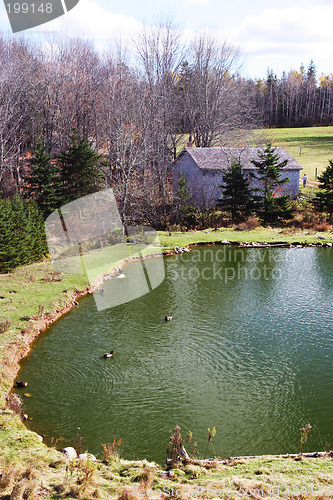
173, 154, 204, 206
201, 169, 224, 206
246, 169, 300, 199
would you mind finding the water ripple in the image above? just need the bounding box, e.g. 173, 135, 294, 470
17, 247, 333, 463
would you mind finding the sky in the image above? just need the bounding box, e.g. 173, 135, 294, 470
1, 0, 333, 79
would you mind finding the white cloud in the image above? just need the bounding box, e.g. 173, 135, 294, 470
183, 0, 210, 5
32, 0, 143, 43
2, 0, 333, 80
228, 4, 333, 77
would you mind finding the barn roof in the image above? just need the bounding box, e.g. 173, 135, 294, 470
179, 147, 302, 171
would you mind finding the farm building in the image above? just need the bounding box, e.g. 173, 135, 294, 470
173, 147, 303, 207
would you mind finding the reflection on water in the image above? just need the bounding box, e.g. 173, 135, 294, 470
16, 247, 333, 463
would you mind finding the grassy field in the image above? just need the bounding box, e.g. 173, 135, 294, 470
257, 126, 333, 181
1, 230, 333, 498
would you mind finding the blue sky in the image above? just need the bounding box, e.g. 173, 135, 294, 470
1, 0, 332, 78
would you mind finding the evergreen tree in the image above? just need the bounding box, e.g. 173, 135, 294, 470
217, 161, 254, 222
307, 60, 317, 83
251, 144, 293, 224
60, 131, 105, 204
176, 174, 198, 229
24, 199, 48, 261
0, 198, 47, 273
24, 141, 63, 218
176, 174, 190, 219
0, 199, 15, 273
11, 197, 29, 267
312, 160, 333, 221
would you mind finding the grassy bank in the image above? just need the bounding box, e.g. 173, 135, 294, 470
1, 229, 333, 498
158, 226, 333, 248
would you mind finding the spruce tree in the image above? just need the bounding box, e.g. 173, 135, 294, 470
0, 198, 47, 273
60, 131, 105, 204
25, 199, 48, 261
11, 197, 29, 267
176, 174, 198, 229
0, 199, 15, 273
217, 161, 253, 222
251, 144, 293, 224
312, 160, 333, 221
24, 140, 63, 218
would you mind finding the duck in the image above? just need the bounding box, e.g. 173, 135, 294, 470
165, 316, 173, 321
103, 350, 115, 358
15, 381, 28, 388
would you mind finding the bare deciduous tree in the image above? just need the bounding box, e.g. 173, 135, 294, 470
0, 37, 37, 196
180, 33, 244, 147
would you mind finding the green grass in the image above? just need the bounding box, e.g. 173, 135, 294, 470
258, 126, 333, 181
0, 260, 89, 338
158, 227, 333, 248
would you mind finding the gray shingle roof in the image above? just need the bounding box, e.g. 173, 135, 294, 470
182, 147, 302, 171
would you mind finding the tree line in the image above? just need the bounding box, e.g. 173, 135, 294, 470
255, 61, 333, 128
0, 31, 332, 221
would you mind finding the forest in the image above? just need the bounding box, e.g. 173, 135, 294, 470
0, 23, 256, 229
1, 23, 333, 273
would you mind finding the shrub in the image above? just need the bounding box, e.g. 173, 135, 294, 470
293, 206, 318, 228
6, 393, 23, 415
245, 216, 260, 229
234, 216, 261, 231
166, 425, 189, 462
317, 222, 330, 232
101, 437, 122, 464
0, 317, 11, 334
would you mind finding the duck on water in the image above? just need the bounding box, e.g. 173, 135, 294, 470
103, 351, 115, 358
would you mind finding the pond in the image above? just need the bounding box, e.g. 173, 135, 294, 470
16, 246, 333, 463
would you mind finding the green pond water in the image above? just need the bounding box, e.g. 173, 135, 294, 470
16, 246, 333, 463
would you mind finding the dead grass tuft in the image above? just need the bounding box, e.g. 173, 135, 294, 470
0, 464, 41, 500
6, 393, 23, 415
183, 464, 202, 479
102, 438, 123, 464
0, 463, 18, 491
118, 485, 145, 500
0, 317, 12, 334
133, 466, 155, 485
